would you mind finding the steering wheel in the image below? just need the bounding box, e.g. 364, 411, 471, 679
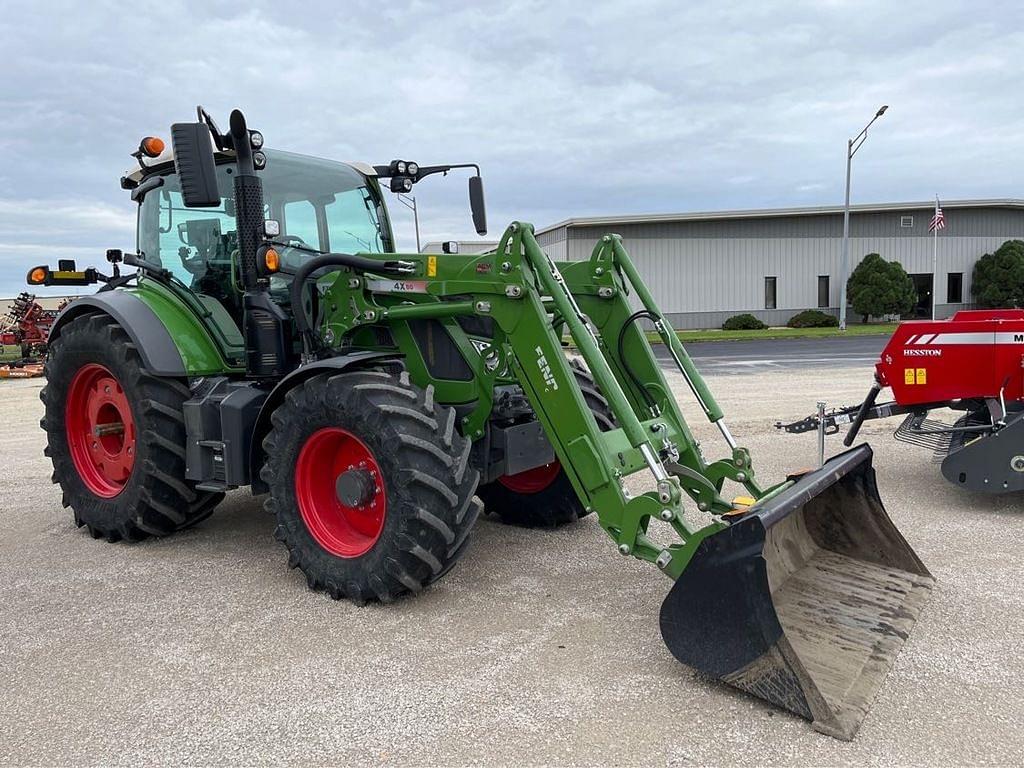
178, 246, 207, 276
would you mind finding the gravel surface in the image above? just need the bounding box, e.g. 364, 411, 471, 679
1, 366, 1022, 766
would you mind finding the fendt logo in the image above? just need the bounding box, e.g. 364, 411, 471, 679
904, 348, 942, 357
535, 346, 558, 391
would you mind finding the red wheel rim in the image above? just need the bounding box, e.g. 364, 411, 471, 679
294, 427, 386, 558
65, 363, 136, 498
497, 461, 562, 494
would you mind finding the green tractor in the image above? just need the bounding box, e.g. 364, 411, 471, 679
32, 108, 933, 739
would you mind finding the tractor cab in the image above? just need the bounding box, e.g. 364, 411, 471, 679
130, 148, 395, 338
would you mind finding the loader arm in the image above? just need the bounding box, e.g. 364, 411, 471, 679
489, 224, 770, 576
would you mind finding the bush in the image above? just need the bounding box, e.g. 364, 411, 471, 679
972, 240, 1024, 308
721, 313, 768, 331
847, 253, 917, 322
787, 309, 839, 328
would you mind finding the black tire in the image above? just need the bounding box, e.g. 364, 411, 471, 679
478, 360, 615, 527
260, 368, 482, 604
40, 313, 223, 542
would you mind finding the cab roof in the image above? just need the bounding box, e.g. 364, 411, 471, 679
121, 147, 378, 188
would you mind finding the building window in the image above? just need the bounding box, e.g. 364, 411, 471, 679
900, 216, 914, 228
817, 275, 830, 308
947, 272, 963, 304
765, 276, 777, 310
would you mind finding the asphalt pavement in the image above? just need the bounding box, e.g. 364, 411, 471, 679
656, 334, 887, 375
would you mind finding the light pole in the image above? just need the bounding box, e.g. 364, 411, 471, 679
838, 105, 888, 331
395, 192, 421, 252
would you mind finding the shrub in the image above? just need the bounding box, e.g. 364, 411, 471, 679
847, 253, 917, 322
722, 313, 768, 331
787, 309, 839, 328
972, 240, 1024, 308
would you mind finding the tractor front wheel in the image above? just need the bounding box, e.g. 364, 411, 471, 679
41, 314, 223, 541
478, 361, 616, 527
261, 369, 482, 603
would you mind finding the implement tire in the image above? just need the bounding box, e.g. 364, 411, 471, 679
41, 313, 223, 542
479, 361, 615, 528
260, 369, 482, 604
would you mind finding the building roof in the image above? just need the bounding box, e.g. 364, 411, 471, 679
536, 199, 1024, 235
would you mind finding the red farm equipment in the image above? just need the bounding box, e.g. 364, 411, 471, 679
781, 309, 1024, 493
0, 293, 67, 378
1, 292, 64, 359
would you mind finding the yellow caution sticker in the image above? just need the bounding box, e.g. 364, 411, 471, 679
427, 255, 437, 277
904, 368, 915, 385
916, 368, 927, 385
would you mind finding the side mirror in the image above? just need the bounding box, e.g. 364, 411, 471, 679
170, 122, 220, 207
468, 175, 487, 236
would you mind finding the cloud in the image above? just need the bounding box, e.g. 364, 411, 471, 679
1, 0, 1022, 294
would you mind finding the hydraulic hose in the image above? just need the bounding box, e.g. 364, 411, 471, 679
618, 309, 659, 411
289, 253, 415, 353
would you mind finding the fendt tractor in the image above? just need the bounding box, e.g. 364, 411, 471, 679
31, 107, 933, 739
782, 309, 1024, 494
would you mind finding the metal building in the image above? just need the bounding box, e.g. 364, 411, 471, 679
421, 240, 498, 255
535, 200, 1024, 329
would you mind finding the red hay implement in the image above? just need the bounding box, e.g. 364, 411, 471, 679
781, 309, 1024, 493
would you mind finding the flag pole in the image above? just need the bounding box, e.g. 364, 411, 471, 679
931, 194, 939, 321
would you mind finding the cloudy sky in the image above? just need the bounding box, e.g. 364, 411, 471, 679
1, 0, 1022, 296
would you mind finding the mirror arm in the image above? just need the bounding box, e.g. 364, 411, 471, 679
130, 174, 164, 203
122, 252, 172, 281
372, 163, 481, 181
196, 105, 228, 150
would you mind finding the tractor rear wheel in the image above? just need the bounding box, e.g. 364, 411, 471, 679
260, 369, 481, 603
478, 361, 615, 527
40, 314, 223, 541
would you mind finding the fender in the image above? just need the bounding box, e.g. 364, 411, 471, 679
248, 352, 401, 494
50, 290, 186, 376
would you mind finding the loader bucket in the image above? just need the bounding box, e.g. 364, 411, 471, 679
659, 445, 933, 740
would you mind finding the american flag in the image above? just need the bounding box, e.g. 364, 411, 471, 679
929, 199, 946, 232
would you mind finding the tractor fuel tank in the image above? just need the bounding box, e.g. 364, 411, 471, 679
875, 309, 1024, 406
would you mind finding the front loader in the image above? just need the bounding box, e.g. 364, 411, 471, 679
32, 107, 932, 739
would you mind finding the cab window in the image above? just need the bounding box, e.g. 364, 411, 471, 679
283, 200, 319, 248
326, 188, 386, 253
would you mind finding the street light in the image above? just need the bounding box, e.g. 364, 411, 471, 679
838, 105, 888, 331
395, 192, 421, 252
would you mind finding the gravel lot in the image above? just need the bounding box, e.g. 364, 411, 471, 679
2, 364, 1022, 766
